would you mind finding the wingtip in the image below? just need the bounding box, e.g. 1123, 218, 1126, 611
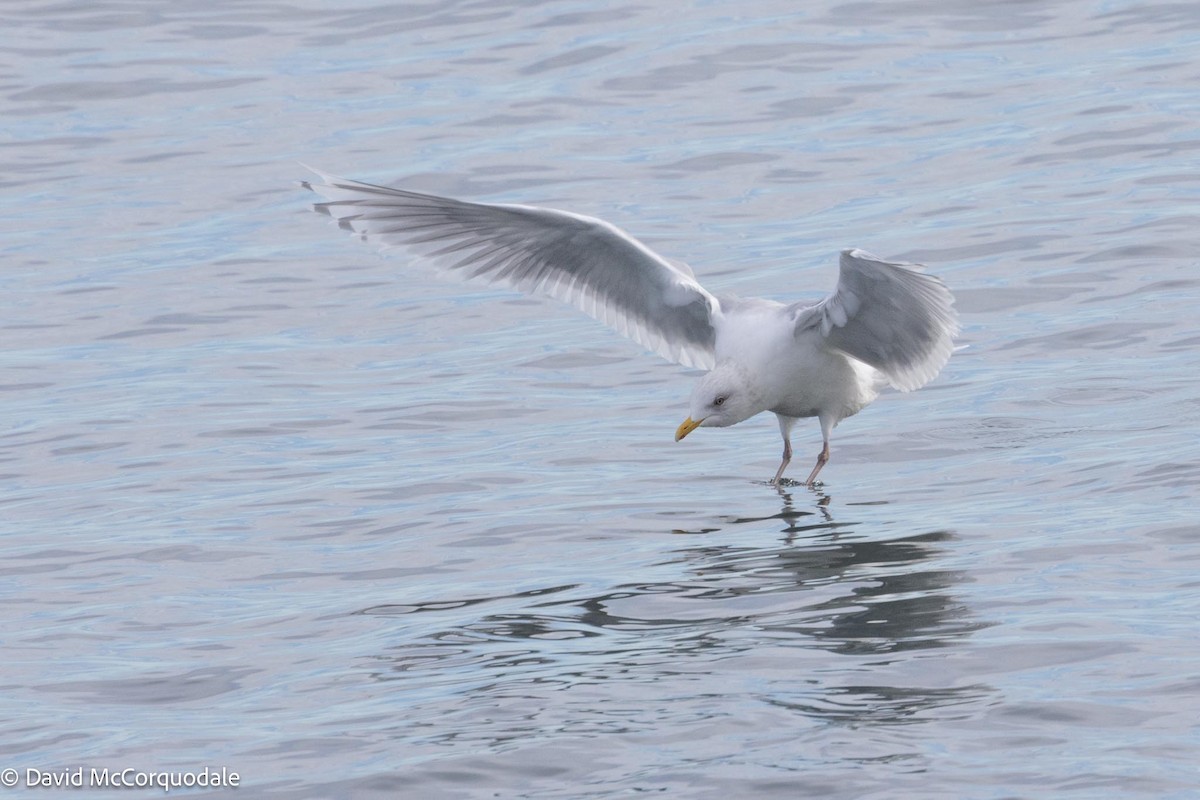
842, 247, 930, 272
298, 163, 343, 187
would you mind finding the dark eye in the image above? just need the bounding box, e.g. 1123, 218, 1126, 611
714, 396, 726, 407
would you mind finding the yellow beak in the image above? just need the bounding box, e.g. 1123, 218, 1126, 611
675, 416, 703, 442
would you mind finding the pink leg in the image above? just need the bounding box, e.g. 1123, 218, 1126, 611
804, 441, 830, 487
771, 437, 792, 485
771, 415, 797, 485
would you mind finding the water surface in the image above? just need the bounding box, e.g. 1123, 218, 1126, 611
2, 0, 1198, 797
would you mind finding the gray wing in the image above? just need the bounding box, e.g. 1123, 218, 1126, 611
303, 168, 719, 369
792, 249, 959, 391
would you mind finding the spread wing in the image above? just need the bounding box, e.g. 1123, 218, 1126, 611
303, 169, 719, 369
792, 248, 959, 391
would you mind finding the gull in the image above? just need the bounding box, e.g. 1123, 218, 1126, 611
302, 169, 959, 486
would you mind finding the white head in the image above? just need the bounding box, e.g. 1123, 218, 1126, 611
675, 361, 765, 441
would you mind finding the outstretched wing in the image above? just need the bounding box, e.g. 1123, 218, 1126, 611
303, 169, 719, 370
792, 249, 959, 391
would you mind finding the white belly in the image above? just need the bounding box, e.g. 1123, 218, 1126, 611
768, 349, 881, 421
713, 297, 882, 424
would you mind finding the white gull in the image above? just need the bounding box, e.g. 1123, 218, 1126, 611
303, 169, 959, 486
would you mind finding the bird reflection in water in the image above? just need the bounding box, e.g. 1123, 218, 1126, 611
360, 492, 990, 734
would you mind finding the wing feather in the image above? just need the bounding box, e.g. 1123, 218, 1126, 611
303, 169, 719, 369
792, 249, 959, 391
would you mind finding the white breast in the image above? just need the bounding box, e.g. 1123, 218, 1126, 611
715, 299, 882, 423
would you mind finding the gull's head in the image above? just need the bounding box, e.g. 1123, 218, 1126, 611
675, 362, 762, 441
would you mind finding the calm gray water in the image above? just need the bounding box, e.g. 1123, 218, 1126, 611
3, 1, 1198, 797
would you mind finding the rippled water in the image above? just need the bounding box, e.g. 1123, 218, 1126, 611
3, 1, 1199, 797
